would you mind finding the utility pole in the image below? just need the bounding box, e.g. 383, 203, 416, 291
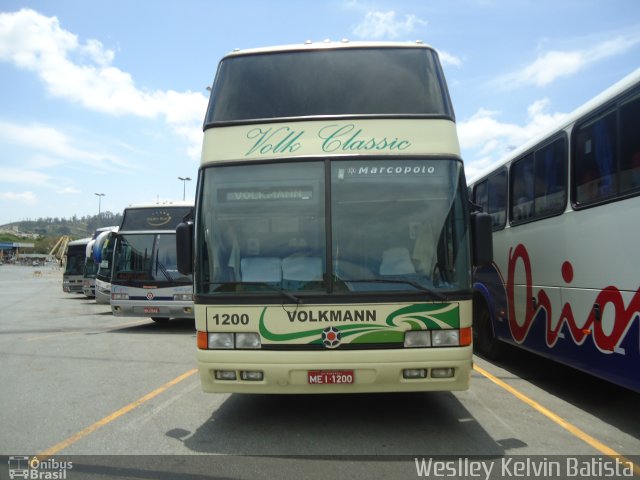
178, 177, 191, 201
94, 193, 105, 218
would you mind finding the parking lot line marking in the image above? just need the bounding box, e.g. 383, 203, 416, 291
38, 368, 198, 456
474, 364, 640, 475
25, 320, 152, 341
26, 331, 83, 342
102, 319, 157, 331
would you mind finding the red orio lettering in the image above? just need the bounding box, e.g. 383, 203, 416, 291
552, 287, 640, 353
506, 244, 550, 343
591, 288, 640, 352
506, 243, 640, 352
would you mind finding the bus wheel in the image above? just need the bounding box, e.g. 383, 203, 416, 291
473, 303, 503, 360
151, 317, 170, 323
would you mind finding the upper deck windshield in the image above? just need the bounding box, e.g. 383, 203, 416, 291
196, 159, 470, 296
112, 233, 192, 285
205, 47, 453, 124
120, 207, 192, 231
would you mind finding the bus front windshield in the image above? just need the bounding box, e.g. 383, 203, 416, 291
96, 238, 115, 282
197, 159, 470, 295
83, 258, 98, 278
64, 246, 86, 275
113, 234, 192, 284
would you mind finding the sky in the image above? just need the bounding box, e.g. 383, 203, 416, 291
0, 0, 639, 226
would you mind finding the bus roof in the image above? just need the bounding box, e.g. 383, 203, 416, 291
124, 200, 194, 210
468, 67, 640, 185
67, 237, 92, 246
222, 40, 436, 59
92, 225, 119, 239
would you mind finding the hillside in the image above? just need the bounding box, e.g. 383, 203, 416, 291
0, 212, 122, 254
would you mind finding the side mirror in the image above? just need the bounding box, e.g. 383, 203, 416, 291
176, 221, 194, 275
471, 212, 493, 266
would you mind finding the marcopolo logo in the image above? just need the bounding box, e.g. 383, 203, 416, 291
337, 164, 437, 180
8, 456, 73, 479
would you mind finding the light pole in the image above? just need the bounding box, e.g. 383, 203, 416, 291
178, 177, 191, 200
94, 193, 105, 218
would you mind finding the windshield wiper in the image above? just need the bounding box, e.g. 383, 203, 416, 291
342, 278, 447, 301
155, 260, 174, 282
204, 282, 302, 304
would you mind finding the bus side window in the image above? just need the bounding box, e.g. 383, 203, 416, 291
534, 136, 567, 216
473, 180, 488, 212
510, 154, 534, 222
574, 110, 617, 205
488, 170, 506, 229
619, 93, 640, 193
472, 171, 505, 230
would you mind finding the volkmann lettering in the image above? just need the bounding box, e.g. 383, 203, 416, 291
225, 190, 312, 201
319, 124, 410, 152
287, 309, 376, 322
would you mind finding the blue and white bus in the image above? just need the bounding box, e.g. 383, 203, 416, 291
111, 201, 194, 322
89, 226, 119, 304
83, 226, 117, 299
468, 68, 640, 392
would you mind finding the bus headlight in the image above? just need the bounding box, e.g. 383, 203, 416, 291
431, 367, 455, 378
208, 333, 235, 349
404, 330, 431, 348
173, 293, 193, 301
431, 330, 460, 347
235, 333, 261, 349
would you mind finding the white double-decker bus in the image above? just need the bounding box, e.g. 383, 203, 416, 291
111, 201, 194, 323
469, 69, 640, 392
177, 41, 492, 394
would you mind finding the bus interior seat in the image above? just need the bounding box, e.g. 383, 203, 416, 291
240, 257, 282, 283
490, 211, 505, 227
513, 199, 533, 221
282, 256, 323, 281
379, 247, 416, 275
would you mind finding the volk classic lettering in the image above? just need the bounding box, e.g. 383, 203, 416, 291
319, 124, 411, 152
244, 123, 412, 157
245, 126, 304, 156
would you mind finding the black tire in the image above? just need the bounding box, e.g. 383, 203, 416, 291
473, 301, 503, 360
151, 317, 170, 323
